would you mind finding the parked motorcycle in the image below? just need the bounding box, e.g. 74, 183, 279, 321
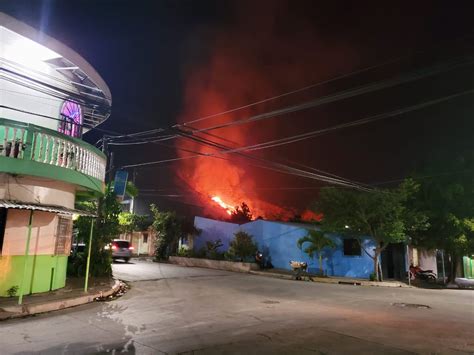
255, 251, 264, 269
410, 264, 437, 283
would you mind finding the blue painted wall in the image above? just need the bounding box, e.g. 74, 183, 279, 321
194, 216, 376, 279
194, 217, 239, 252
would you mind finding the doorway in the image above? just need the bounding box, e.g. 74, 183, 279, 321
0, 208, 7, 254
381, 243, 406, 280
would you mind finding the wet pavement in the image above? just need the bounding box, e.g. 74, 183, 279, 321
0, 260, 473, 354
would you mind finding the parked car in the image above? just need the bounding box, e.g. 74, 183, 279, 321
70, 242, 86, 256
110, 240, 133, 262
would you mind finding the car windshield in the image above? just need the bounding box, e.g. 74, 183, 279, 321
114, 241, 130, 248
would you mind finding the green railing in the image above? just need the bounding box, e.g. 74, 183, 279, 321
0, 117, 106, 183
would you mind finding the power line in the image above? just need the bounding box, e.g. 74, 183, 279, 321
175, 54, 413, 127
119, 87, 473, 190
174, 33, 474, 128
214, 89, 474, 154
123, 126, 371, 190
107, 55, 474, 147
186, 57, 474, 134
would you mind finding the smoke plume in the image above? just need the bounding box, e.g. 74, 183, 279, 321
176, 2, 356, 220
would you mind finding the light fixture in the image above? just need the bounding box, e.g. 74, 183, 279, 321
1, 27, 61, 71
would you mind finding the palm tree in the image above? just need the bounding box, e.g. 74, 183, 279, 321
297, 229, 335, 276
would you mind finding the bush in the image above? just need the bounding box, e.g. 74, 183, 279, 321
67, 252, 87, 277
177, 246, 191, 257
369, 273, 377, 281
7, 285, 19, 297
227, 231, 257, 262
206, 239, 223, 259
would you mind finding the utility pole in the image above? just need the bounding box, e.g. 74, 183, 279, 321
130, 168, 137, 214
102, 135, 115, 183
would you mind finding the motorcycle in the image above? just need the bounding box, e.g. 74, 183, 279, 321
255, 251, 264, 269
410, 265, 437, 283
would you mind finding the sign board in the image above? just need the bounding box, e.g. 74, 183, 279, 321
113, 170, 128, 200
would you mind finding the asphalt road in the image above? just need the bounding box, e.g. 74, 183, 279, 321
0, 260, 473, 354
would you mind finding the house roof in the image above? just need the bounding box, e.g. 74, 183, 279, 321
0, 199, 96, 217
194, 215, 317, 229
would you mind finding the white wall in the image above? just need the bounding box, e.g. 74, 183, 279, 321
0, 27, 81, 130
419, 249, 438, 274
0, 79, 63, 130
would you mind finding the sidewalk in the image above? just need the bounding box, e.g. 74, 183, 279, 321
0, 277, 122, 321
249, 268, 410, 288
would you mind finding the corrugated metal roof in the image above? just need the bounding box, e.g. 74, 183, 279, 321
0, 200, 96, 217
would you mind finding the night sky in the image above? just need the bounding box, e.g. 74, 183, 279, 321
2, 1, 474, 219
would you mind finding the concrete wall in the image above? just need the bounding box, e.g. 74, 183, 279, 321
418, 249, 438, 274
193, 217, 239, 252
0, 209, 71, 297
0, 255, 67, 297
0, 174, 76, 208
120, 230, 156, 256
194, 217, 375, 278
0, 79, 63, 131
3, 210, 58, 255
408, 247, 438, 275
169, 256, 259, 273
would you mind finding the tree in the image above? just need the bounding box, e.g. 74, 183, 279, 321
125, 181, 139, 199
297, 230, 335, 276
73, 185, 122, 277
118, 212, 149, 238
227, 231, 258, 261
410, 155, 474, 282
230, 202, 253, 224
316, 179, 427, 281
150, 204, 183, 260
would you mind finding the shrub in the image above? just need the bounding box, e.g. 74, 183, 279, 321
7, 285, 19, 297
194, 247, 207, 258
177, 246, 190, 257
227, 231, 257, 262
206, 239, 223, 259
67, 252, 87, 277
369, 273, 377, 281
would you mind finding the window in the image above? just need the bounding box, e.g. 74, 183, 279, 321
113, 241, 130, 249
58, 101, 82, 138
0, 208, 7, 255
143, 233, 148, 244
343, 238, 361, 256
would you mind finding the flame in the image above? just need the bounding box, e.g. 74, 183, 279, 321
301, 210, 323, 222
174, 3, 350, 220
211, 196, 235, 215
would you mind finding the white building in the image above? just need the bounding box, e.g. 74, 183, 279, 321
0, 13, 111, 298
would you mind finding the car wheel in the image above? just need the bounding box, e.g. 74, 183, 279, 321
124, 258, 130, 263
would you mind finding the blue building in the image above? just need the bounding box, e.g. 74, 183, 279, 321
193, 216, 376, 278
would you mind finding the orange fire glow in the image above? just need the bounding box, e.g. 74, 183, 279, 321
174, 3, 347, 220
211, 196, 235, 215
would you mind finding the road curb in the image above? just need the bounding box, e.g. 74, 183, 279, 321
249, 271, 410, 288
0, 279, 122, 320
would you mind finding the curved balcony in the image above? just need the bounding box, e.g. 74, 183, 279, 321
0, 117, 106, 194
